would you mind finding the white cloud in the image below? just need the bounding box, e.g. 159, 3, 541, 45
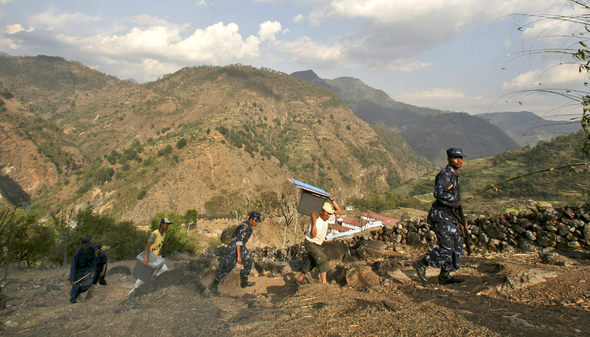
174, 22, 260, 62
7, 19, 262, 81
258, 20, 282, 42
293, 14, 304, 23
31, 8, 97, 31
195, 0, 207, 6
5, 24, 33, 34
0, 0, 13, 4
385, 59, 433, 72
502, 64, 588, 90
398, 88, 491, 113
304, 0, 570, 71
279, 36, 343, 65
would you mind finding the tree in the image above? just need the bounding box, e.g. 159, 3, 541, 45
184, 209, 198, 230
51, 209, 74, 266
278, 189, 299, 249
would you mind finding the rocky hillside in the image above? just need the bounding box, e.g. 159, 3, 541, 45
394, 131, 590, 214
291, 70, 521, 165
0, 56, 429, 223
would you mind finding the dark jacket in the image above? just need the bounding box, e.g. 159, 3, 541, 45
70, 246, 96, 283
94, 251, 107, 271
232, 221, 253, 248
427, 165, 461, 224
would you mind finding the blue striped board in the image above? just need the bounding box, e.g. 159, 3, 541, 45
289, 178, 333, 198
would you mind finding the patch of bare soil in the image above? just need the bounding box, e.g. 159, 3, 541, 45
1, 248, 589, 337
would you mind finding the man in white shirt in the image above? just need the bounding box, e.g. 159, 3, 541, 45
296, 197, 341, 285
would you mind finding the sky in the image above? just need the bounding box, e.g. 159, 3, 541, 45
0, 0, 588, 121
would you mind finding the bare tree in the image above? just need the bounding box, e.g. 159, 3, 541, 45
278, 187, 300, 249
511, 0, 590, 153
51, 208, 74, 266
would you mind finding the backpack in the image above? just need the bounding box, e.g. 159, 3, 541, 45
220, 224, 239, 245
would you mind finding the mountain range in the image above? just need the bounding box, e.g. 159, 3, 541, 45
0, 56, 584, 223
0, 56, 428, 223
290, 70, 581, 164
477, 111, 581, 147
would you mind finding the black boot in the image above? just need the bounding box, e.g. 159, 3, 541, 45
438, 270, 464, 285
209, 278, 220, 295
240, 274, 255, 288
412, 258, 428, 283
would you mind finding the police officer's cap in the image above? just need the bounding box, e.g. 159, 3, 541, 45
248, 211, 262, 222
446, 148, 465, 158
160, 217, 173, 224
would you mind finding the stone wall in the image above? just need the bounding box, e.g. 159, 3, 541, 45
378, 202, 590, 253
251, 203, 590, 263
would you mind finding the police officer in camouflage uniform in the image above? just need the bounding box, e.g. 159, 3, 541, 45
209, 211, 261, 295
413, 148, 465, 285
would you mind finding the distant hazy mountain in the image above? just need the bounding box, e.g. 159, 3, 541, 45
291, 70, 520, 165
477, 111, 581, 147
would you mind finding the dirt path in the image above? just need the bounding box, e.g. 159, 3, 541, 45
1, 249, 589, 336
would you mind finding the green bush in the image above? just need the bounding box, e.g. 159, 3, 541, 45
149, 213, 196, 255
176, 138, 187, 149
157, 144, 173, 156
348, 191, 401, 212
72, 208, 149, 260
0, 207, 54, 266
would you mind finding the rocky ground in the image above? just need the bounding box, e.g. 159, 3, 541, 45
0, 244, 589, 337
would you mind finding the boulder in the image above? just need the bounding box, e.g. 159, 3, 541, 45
536, 232, 555, 247
497, 268, 558, 293
345, 266, 381, 289
357, 240, 388, 258
322, 241, 348, 261
518, 238, 537, 252
406, 231, 421, 246
537, 201, 553, 211
255, 261, 292, 276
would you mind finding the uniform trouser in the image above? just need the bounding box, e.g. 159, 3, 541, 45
302, 239, 329, 274
130, 263, 168, 294
70, 269, 92, 302
424, 221, 463, 273
92, 269, 107, 285
92, 270, 107, 286
216, 244, 252, 280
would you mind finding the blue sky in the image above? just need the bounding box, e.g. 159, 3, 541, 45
0, 0, 587, 121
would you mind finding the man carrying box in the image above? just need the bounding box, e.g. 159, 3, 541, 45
296, 197, 341, 285
129, 217, 171, 296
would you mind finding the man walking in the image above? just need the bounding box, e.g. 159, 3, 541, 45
69, 236, 95, 303
296, 197, 341, 285
209, 211, 261, 295
413, 148, 466, 285
129, 217, 171, 296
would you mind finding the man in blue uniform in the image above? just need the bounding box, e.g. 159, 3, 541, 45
209, 211, 261, 295
413, 148, 466, 285
92, 244, 108, 285
69, 236, 96, 303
